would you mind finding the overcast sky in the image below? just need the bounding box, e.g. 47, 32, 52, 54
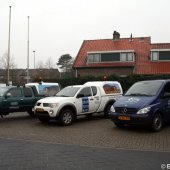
0, 0, 170, 69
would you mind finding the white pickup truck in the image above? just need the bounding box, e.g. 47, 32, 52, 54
34, 81, 123, 125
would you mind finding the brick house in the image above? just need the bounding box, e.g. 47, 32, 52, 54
73, 31, 170, 77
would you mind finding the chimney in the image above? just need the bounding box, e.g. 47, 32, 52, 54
113, 31, 120, 41
129, 33, 133, 41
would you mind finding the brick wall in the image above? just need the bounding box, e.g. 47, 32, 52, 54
76, 67, 134, 77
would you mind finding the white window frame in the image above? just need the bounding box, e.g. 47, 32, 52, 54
151, 49, 170, 61
87, 50, 135, 63
87, 53, 101, 63
120, 52, 134, 62
151, 51, 159, 61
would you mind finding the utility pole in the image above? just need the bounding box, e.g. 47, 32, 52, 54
27, 16, 30, 83
7, 6, 11, 85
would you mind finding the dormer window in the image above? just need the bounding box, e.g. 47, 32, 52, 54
87, 51, 134, 63
87, 53, 100, 63
151, 50, 170, 61
121, 52, 133, 61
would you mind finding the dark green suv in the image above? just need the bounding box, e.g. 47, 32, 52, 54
0, 86, 45, 117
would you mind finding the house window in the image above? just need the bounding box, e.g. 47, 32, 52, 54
127, 53, 133, 61
93, 54, 100, 62
87, 52, 134, 63
151, 51, 170, 61
88, 54, 94, 63
121, 53, 126, 61
101, 53, 120, 62
121, 52, 133, 61
159, 51, 170, 60
87, 54, 100, 63
151, 52, 159, 61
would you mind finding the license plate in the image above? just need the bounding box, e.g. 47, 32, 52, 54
118, 116, 130, 121
36, 108, 44, 112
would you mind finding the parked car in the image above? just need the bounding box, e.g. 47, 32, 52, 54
109, 80, 170, 131
26, 82, 61, 96
0, 86, 46, 117
34, 81, 123, 125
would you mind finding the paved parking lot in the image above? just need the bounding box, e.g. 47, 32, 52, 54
0, 112, 170, 170
0, 112, 170, 152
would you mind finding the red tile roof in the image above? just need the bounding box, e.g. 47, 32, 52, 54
73, 37, 170, 74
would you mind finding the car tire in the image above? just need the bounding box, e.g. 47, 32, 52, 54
151, 113, 163, 132
27, 110, 35, 117
59, 109, 74, 126
114, 122, 124, 128
104, 104, 113, 118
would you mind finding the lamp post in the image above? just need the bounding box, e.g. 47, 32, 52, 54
33, 50, 36, 69
26, 16, 30, 83
7, 6, 11, 85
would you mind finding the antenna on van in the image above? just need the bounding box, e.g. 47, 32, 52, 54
39, 77, 42, 85
103, 75, 107, 81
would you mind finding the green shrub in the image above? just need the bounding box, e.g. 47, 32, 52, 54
36, 74, 170, 92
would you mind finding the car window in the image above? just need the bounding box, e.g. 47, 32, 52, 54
163, 83, 170, 97
56, 86, 80, 97
125, 81, 163, 96
8, 88, 22, 97
23, 88, 33, 97
103, 83, 121, 94
91, 86, 97, 96
78, 87, 92, 97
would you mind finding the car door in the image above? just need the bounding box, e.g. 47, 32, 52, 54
22, 87, 35, 111
90, 86, 101, 111
76, 86, 99, 114
2, 87, 23, 112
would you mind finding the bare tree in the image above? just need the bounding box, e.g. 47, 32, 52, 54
36, 60, 45, 69
45, 57, 54, 69
0, 52, 17, 69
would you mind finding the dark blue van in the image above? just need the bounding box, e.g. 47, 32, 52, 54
109, 80, 170, 131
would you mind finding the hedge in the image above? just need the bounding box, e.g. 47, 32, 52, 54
36, 74, 170, 93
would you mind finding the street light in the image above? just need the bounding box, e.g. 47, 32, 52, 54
33, 50, 36, 69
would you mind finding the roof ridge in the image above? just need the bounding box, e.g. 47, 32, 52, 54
152, 42, 170, 45
84, 37, 151, 41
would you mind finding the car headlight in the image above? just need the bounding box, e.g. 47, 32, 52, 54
137, 107, 151, 114
110, 105, 115, 112
49, 103, 59, 108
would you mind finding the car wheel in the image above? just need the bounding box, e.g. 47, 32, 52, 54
104, 104, 113, 118
114, 122, 124, 128
151, 113, 163, 132
59, 109, 74, 126
27, 110, 35, 117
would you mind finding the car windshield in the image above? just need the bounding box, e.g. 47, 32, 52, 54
125, 81, 163, 96
0, 87, 10, 97
56, 86, 81, 97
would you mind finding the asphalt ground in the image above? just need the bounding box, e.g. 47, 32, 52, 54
0, 112, 170, 170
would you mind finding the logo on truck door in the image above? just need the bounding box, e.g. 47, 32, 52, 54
82, 97, 89, 112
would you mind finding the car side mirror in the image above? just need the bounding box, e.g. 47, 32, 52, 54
6, 93, 12, 98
